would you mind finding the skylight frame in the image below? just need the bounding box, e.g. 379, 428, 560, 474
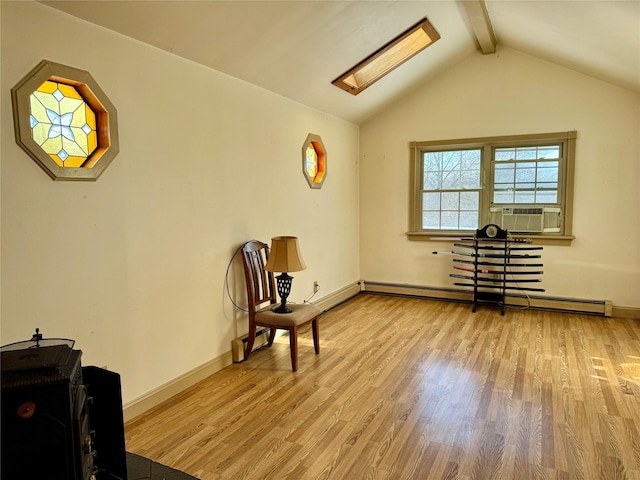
332, 17, 441, 96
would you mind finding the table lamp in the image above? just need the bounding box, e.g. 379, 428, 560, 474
264, 236, 307, 313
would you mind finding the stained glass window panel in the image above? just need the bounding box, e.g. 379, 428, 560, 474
306, 144, 318, 179
28, 80, 98, 167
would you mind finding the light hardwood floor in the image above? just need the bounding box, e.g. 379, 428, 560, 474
124, 294, 640, 480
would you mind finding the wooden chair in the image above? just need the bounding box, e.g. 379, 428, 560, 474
241, 240, 321, 371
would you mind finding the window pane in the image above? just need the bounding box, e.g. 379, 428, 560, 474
514, 192, 535, 203
538, 146, 560, 159
424, 152, 441, 171
423, 212, 441, 229
461, 169, 480, 189
423, 192, 440, 210
494, 164, 514, 183
515, 163, 536, 182
442, 151, 460, 171
515, 147, 537, 160
441, 192, 459, 210
461, 150, 481, 169
536, 191, 557, 203
494, 190, 514, 203
460, 191, 478, 210
424, 171, 441, 190
442, 171, 460, 189
537, 162, 559, 182
495, 148, 515, 161
441, 211, 459, 229
459, 211, 478, 229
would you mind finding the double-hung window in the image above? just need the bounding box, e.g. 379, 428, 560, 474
421, 148, 482, 230
409, 131, 576, 244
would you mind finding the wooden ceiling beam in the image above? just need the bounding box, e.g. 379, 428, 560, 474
460, 0, 497, 54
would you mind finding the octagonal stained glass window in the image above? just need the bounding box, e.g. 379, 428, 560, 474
30, 81, 98, 168
302, 133, 326, 189
11, 60, 119, 181
305, 144, 319, 179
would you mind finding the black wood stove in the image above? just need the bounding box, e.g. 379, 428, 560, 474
1, 330, 127, 480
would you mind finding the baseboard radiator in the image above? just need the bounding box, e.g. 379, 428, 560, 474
231, 328, 271, 363
361, 281, 613, 317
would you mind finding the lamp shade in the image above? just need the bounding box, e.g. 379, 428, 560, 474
264, 236, 307, 273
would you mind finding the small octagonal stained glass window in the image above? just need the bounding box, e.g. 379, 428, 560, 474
30, 81, 98, 168
302, 133, 326, 189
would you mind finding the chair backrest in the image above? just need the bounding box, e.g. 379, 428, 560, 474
241, 240, 277, 313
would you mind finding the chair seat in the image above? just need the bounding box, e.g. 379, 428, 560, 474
256, 303, 321, 328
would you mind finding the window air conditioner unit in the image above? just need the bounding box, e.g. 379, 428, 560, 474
489, 206, 561, 233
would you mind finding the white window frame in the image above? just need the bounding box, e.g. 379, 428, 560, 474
408, 131, 577, 245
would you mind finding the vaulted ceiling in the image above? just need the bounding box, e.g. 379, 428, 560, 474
40, 0, 640, 125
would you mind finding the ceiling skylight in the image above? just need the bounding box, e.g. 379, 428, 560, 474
332, 18, 441, 96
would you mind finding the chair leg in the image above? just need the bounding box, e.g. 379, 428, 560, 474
312, 318, 320, 354
267, 328, 277, 346
289, 327, 298, 372
245, 326, 255, 361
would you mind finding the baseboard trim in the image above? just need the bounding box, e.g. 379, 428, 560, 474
312, 281, 362, 313
123, 281, 361, 423
123, 351, 232, 423
612, 305, 640, 320
361, 281, 614, 317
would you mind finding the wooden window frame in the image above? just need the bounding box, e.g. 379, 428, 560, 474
408, 131, 577, 245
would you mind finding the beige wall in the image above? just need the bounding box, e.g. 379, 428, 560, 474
0, 2, 360, 403
360, 47, 640, 308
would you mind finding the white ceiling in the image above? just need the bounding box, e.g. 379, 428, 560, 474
40, 0, 640, 125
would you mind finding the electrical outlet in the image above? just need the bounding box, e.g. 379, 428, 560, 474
313, 281, 320, 293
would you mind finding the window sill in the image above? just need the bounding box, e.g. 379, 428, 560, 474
406, 231, 575, 246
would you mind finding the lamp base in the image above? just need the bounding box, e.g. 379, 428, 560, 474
273, 303, 292, 314
274, 272, 294, 314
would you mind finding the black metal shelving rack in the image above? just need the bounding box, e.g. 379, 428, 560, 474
450, 224, 545, 315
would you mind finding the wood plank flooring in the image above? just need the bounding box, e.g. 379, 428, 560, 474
124, 294, 640, 480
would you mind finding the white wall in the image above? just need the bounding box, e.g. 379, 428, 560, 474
1, 2, 360, 404
360, 47, 640, 308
